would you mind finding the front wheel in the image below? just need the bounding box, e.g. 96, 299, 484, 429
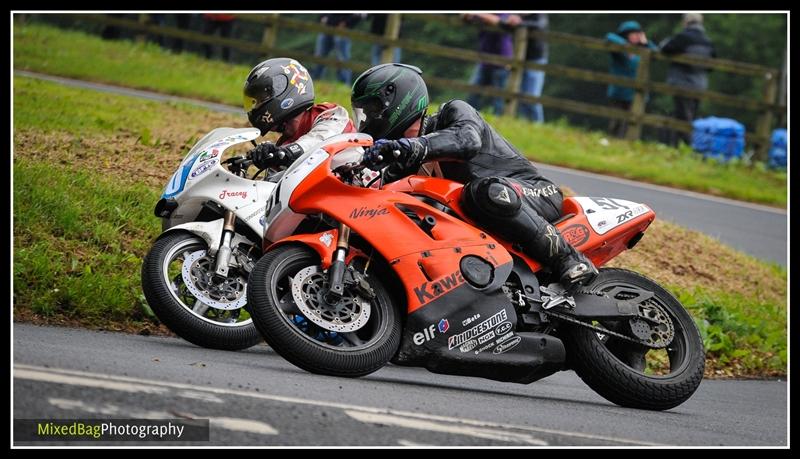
141, 231, 261, 350
247, 244, 401, 377
562, 268, 705, 411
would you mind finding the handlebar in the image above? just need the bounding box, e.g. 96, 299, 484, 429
221, 155, 255, 177
221, 155, 253, 167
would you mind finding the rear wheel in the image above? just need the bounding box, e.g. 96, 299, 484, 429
247, 244, 401, 377
562, 268, 705, 410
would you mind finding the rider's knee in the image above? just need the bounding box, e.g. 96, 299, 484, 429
460, 176, 522, 221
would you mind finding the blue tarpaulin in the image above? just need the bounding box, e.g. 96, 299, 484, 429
691, 117, 745, 162
768, 128, 787, 169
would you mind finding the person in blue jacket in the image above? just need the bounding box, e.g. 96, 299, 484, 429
605, 21, 658, 138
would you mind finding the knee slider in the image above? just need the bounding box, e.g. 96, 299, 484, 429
461, 177, 522, 220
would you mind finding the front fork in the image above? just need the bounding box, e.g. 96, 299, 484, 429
213, 210, 237, 277
324, 223, 351, 304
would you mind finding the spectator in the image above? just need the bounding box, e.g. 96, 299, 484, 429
101, 13, 137, 41
660, 13, 716, 147
310, 14, 365, 85
518, 13, 549, 123
171, 14, 193, 54
464, 13, 522, 116
148, 13, 168, 47
202, 13, 235, 62
604, 20, 658, 138
370, 14, 402, 65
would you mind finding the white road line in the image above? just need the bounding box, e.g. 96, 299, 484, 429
210, 418, 278, 436
47, 397, 278, 436
397, 439, 434, 446
537, 163, 787, 215
18, 368, 220, 403
14, 69, 784, 216
17, 368, 170, 395
48, 398, 172, 419
175, 390, 224, 404
15, 364, 661, 446
346, 410, 548, 445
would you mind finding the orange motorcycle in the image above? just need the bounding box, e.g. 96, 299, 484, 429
246, 134, 705, 411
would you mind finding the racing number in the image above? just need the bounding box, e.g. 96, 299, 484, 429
591, 197, 631, 210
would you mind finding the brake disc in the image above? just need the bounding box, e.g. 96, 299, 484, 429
290, 266, 371, 333
181, 249, 247, 311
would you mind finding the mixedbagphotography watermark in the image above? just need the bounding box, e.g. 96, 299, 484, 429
14, 418, 210, 442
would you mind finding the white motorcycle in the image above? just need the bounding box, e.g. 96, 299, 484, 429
141, 127, 278, 350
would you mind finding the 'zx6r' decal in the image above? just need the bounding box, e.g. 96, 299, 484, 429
616, 210, 634, 223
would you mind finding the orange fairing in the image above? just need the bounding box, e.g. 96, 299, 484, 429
269, 229, 339, 269
322, 137, 373, 155
278, 137, 653, 313
287, 147, 512, 314
382, 176, 655, 273
558, 198, 655, 268
384, 176, 466, 209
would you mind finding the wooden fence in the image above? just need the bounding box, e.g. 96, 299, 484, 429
37, 13, 785, 160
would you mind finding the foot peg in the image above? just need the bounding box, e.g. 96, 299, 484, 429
540, 284, 576, 310
561, 262, 598, 290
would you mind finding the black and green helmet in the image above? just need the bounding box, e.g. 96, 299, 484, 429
350, 63, 429, 140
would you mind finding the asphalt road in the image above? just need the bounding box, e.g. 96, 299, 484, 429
15, 70, 788, 266
13, 324, 787, 447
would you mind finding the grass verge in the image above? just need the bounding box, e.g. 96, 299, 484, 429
13, 22, 787, 207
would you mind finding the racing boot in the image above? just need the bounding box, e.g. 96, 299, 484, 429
458, 176, 598, 291
522, 221, 599, 292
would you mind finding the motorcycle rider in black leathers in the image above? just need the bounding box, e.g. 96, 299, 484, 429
351, 63, 598, 290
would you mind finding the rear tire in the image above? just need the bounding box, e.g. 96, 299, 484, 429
247, 244, 401, 377
141, 231, 261, 351
563, 268, 705, 410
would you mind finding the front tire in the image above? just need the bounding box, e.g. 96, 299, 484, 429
562, 268, 705, 410
247, 244, 401, 377
141, 231, 261, 351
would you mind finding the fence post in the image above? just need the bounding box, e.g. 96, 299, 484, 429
380, 14, 402, 64
755, 71, 778, 162
260, 14, 280, 54
778, 48, 787, 127
504, 25, 528, 117
135, 14, 149, 43
625, 49, 650, 141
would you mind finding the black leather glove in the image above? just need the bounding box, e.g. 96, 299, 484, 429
363, 138, 428, 171
249, 142, 304, 169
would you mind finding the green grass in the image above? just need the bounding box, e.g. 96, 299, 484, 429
12, 76, 227, 330
14, 159, 161, 325
678, 287, 786, 376
14, 76, 177, 136
13, 22, 787, 207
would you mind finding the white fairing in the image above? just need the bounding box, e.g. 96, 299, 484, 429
162, 219, 254, 257
264, 133, 371, 242
160, 127, 276, 237
572, 197, 651, 235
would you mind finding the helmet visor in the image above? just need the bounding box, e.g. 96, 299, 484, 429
243, 74, 289, 113
243, 94, 259, 113
351, 96, 389, 138
352, 107, 367, 132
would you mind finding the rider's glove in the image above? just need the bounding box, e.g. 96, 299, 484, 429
363, 137, 428, 171
249, 142, 304, 169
